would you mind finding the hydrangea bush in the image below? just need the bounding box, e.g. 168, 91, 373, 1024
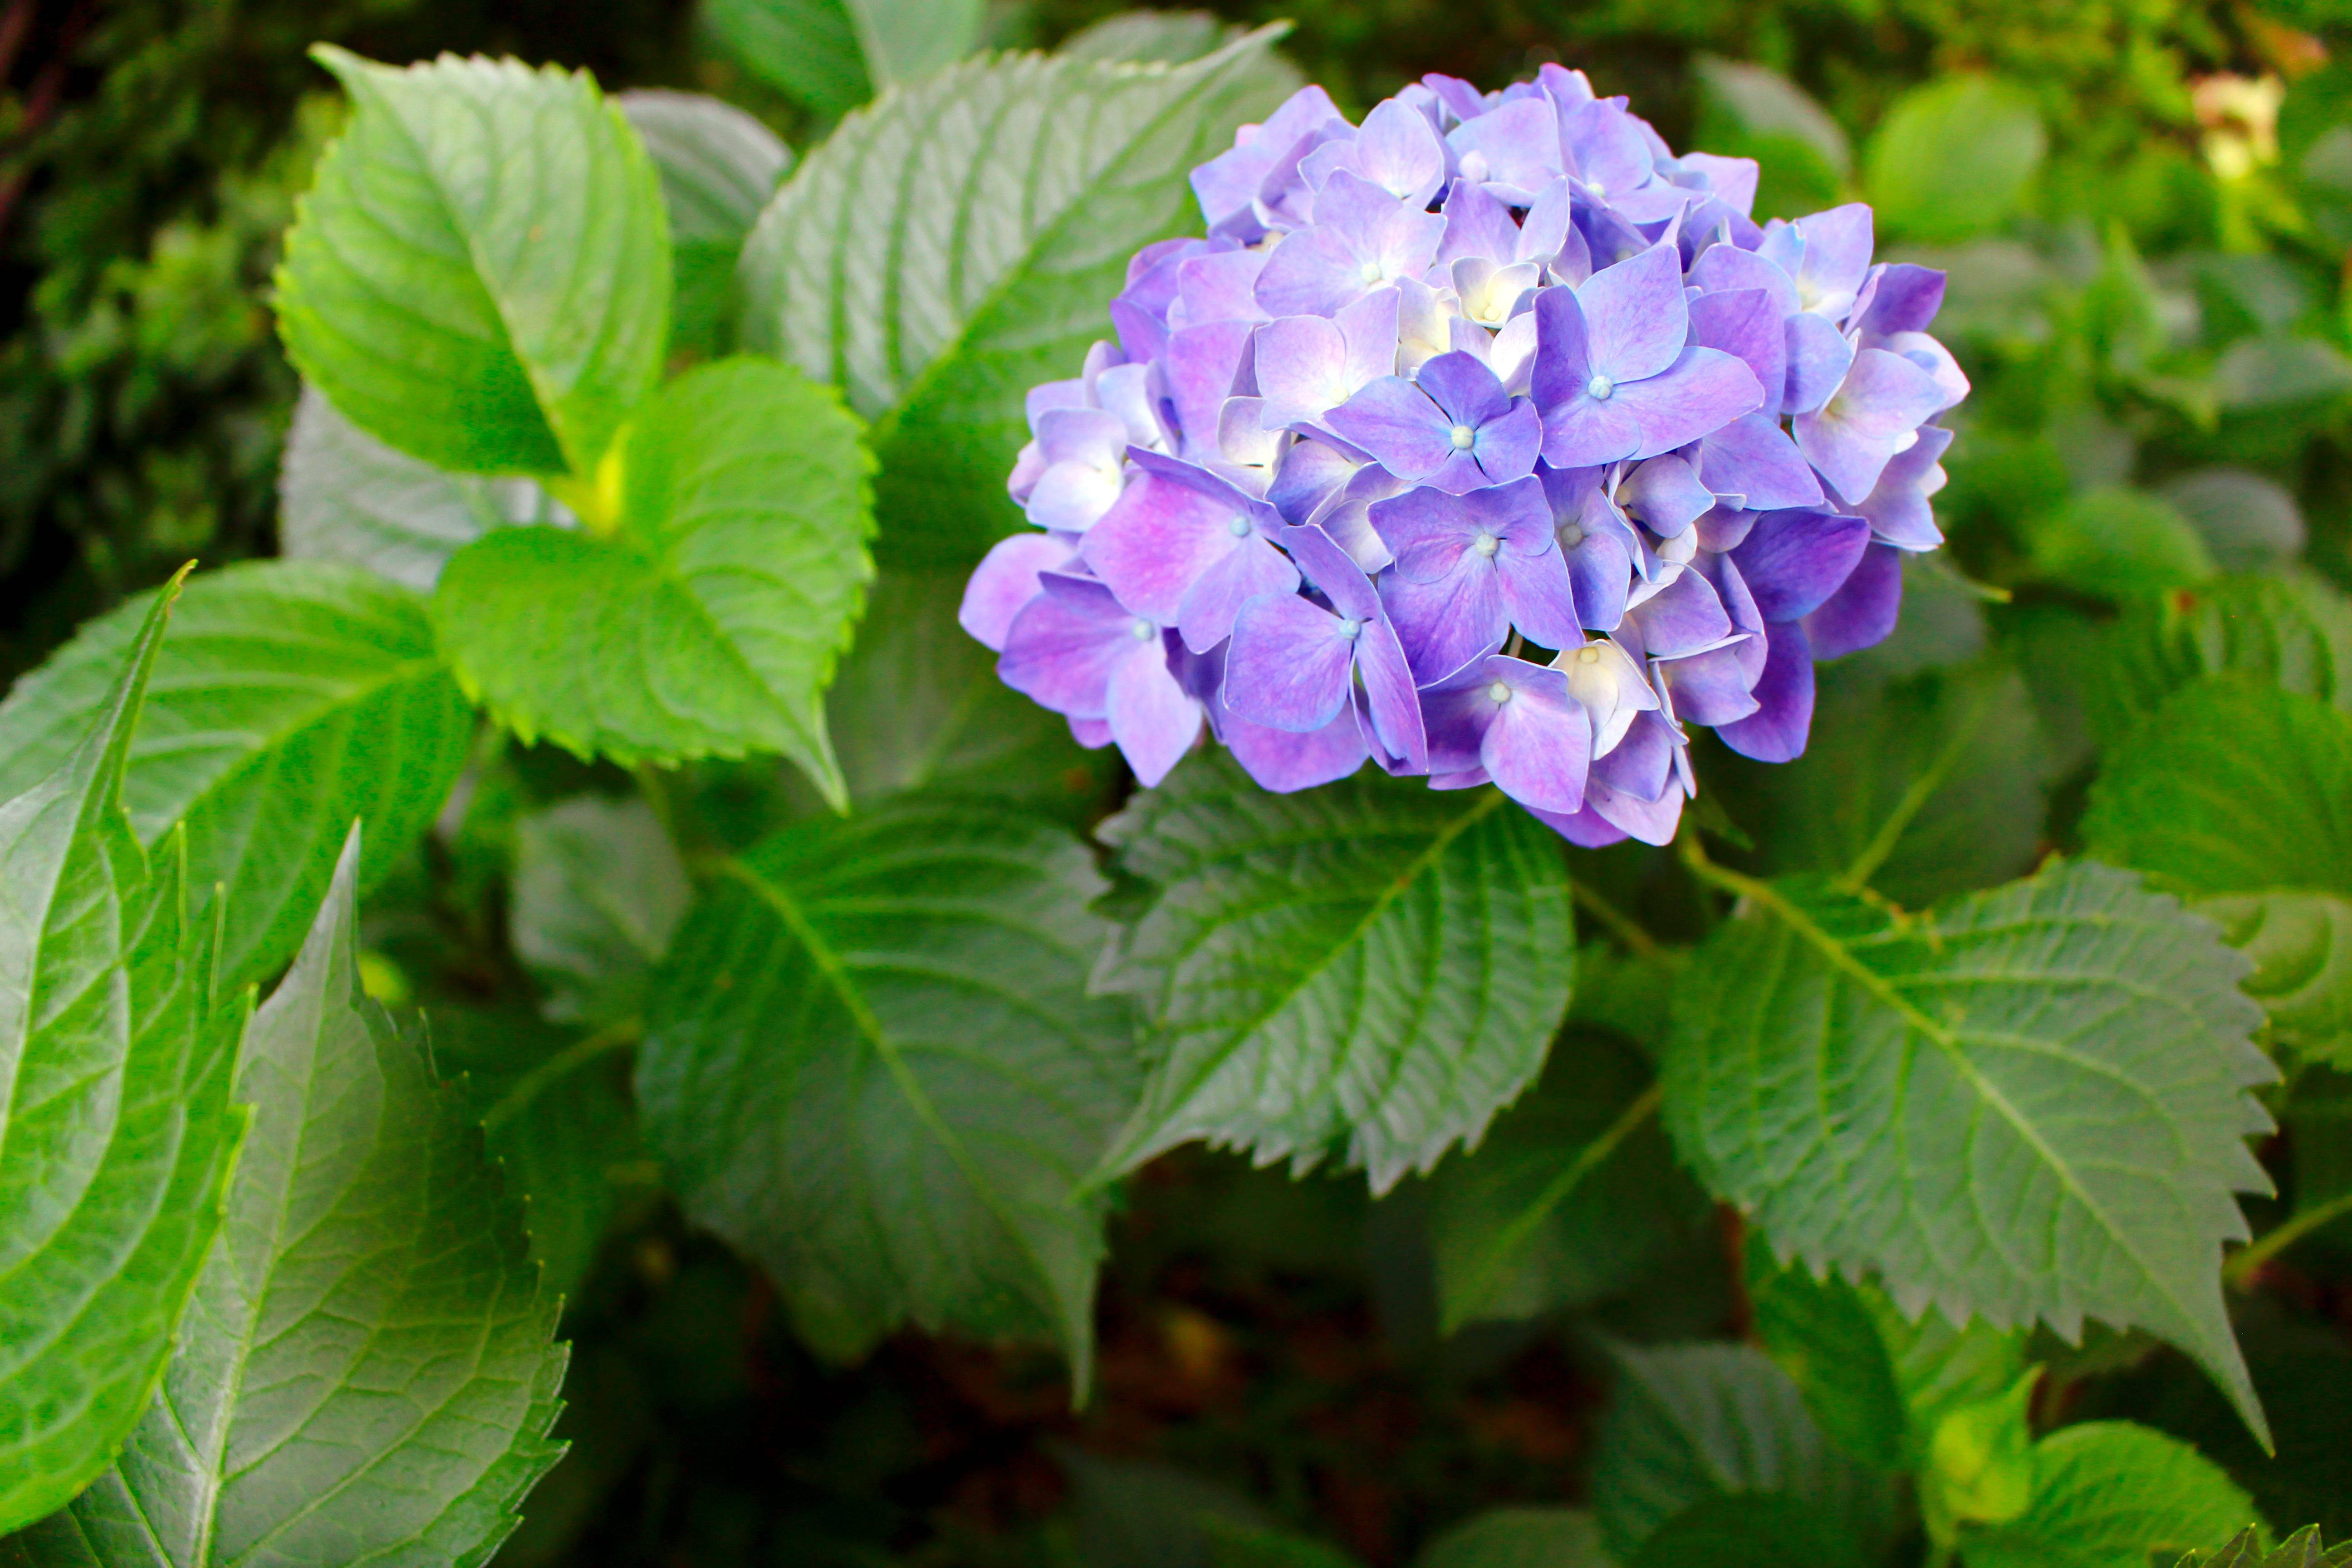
0, 14, 2345, 1566
968, 68, 1964, 844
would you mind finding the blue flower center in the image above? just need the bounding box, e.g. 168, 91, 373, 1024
1559, 522, 1586, 548
1227, 514, 1251, 537
1449, 423, 1476, 451
1359, 260, 1383, 283
1472, 533, 1501, 557
1487, 681, 1513, 703
1587, 373, 1615, 401
1130, 618, 1155, 641
1336, 617, 1362, 640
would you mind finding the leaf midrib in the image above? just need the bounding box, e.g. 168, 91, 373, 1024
1723, 869, 2225, 1360
719, 853, 1071, 1326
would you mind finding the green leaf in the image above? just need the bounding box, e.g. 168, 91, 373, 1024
636, 796, 1138, 1383
701, 0, 870, 120
2083, 677, 2352, 1068
2157, 470, 2306, 575
1963, 1423, 2264, 1568
1662, 860, 2278, 1447
2213, 338, 2352, 412
5, 833, 568, 1566
2186, 1527, 2351, 1568
1729, 654, 2049, 910
740, 31, 1299, 566
1691, 56, 1848, 220
841, 0, 985, 87
431, 356, 875, 803
0, 581, 246, 1535
0, 560, 475, 991
1060, 11, 1251, 65
1201, 1519, 1362, 1568
510, 795, 691, 1025
277, 48, 670, 478
821, 571, 1110, 815
1093, 754, 1575, 1192
1427, 1030, 1705, 1332
617, 91, 792, 362
1588, 1342, 1890, 1558
1926, 1374, 2040, 1542
2025, 487, 2217, 601
1865, 75, 2045, 241
1417, 1508, 1614, 1568
279, 384, 556, 593
1627, 1494, 1859, 1568
434, 1007, 641, 1302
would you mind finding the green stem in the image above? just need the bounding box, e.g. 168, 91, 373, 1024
1446, 1081, 1665, 1330
2226, 1188, 2352, 1289
482, 1019, 641, 1132
1839, 686, 1992, 893
1569, 876, 1662, 959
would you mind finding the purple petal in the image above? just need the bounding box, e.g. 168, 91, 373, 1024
1858, 263, 1946, 335
1355, 615, 1428, 772
1804, 540, 1904, 660
1688, 243, 1798, 316
1499, 546, 1584, 650
1518, 178, 1574, 264
1539, 393, 1644, 470
1527, 801, 1629, 848
1790, 203, 1873, 311
1530, 285, 1594, 410
1177, 532, 1302, 653
1620, 454, 1715, 537
1611, 348, 1765, 459
1281, 521, 1381, 622
1354, 97, 1449, 205
1221, 697, 1370, 790
1191, 86, 1348, 235
1224, 590, 1356, 730
1253, 225, 1372, 318
1327, 376, 1454, 481
1175, 249, 1272, 328
1367, 483, 1475, 583
1107, 635, 1203, 786
1163, 321, 1256, 459
1480, 660, 1592, 814
1728, 507, 1872, 622
1679, 152, 1759, 215
1717, 617, 1815, 762
997, 573, 1141, 718
1694, 413, 1824, 512
1381, 561, 1507, 684
1415, 351, 1512, 427
1577, 240, 1689, 383
1070, 716, 1113, 749
959, 531, 1073, 652
1793, 348, 1946, 500
1592, 708, 1675, 801
1783, 311, 1856, 416
1559, 100, 1653, 201
1471, 399, 1544, 488
1269, 437, 1362, 523
1627, 567, 1733, 659
1254, 315, 1351, 427
1857, 424, 1953, 549
1446, 98, 1563, 201
1587, 771, 1686, 844
1080, 472, 1247, 623
1688, 287, 1787, 410
1657, 642, 1759, 726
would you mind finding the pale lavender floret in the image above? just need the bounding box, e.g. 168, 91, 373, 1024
1423, 655, 1592, 815
1445, 98, 1563, 203
1541, 465, 1638, 632
1689, 412, 1823, 513
1255, 170, 1447, 318
1369, 475, 1583, 682
960, 531, 1075, 651
996, 573, 1201, 786
1191, 85, 1350, 241
1531, 241, 1765, 468
1854, 424, 1953, 549
1805, 540, 1904, 659
1222, 523, 1426, 771
1255, 290, 1400, 433
1079, 470, 1299, 655
1716, 616, 1815, 763
1328, 351, 1540, 495
1757, 203, 1875, 317
1794, 348, 1949, 501
1558, 98, 1686, 223
1727, 507, 1872, 622
1299, 98, 1449, 208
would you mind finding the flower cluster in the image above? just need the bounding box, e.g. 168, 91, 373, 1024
959, 65, 1965, 846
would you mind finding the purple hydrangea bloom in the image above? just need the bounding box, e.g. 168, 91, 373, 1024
970, 66, 1969, 846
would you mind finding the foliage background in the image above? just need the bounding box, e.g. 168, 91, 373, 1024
5, 0, 2352, 1562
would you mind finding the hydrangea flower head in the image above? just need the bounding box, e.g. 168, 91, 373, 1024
962, 66, 1968, 845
